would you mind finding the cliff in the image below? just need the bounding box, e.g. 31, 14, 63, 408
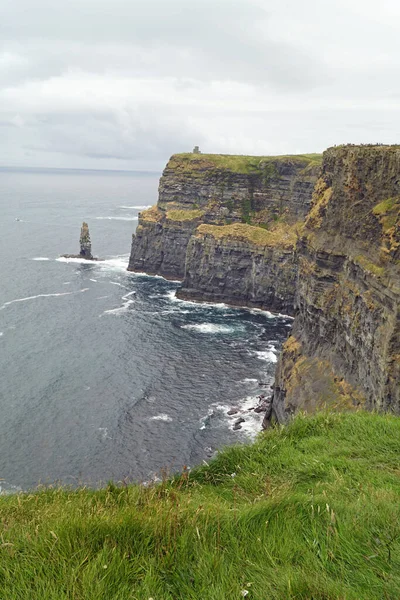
178, 222, 301, 314
270, 145, 400, 423
128, 153, 320, 281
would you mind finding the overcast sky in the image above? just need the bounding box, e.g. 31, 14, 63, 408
1, 0, 400, 171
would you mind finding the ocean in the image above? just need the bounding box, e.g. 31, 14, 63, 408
0, 167, 292, 493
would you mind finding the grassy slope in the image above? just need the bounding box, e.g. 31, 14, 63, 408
0, 412, 399, 599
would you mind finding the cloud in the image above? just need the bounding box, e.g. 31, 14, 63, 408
0, 0, 400, 170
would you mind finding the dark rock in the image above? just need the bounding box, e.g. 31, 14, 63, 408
273, 145, 400, 419
227, 408, 239, 415
234, 417, 246, 425
233, 423, 243, 431
61, 222, 103, 261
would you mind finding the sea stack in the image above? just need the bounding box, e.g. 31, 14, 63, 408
79, 222, 92, 259
61, 222, 101, 261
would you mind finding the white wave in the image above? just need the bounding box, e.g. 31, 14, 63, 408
0, 332, 3, 337
242, 378, 258, 383
213, 395, 267, 440
255, 350, 277, 363
165, 290, 227, 307
150, 414, 172, 422
31, 257, 50, 261
0, 288, 89, 310
57, 256, 94, 265
62, 281, 71, 285
119, 205, 152, 210
95, 216, 138, 221
248, 308, 276, 319
182, 323, 236, 334
98, 427, 112, 440
0, 481, 22, 496
96, 295, 110, 299
89, 278, 97, 282
102, 298, 135, 316
109, 281, 128, 288
57, 255, 130, 271
100, 256, 129, 271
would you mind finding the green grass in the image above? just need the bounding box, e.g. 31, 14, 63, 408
196, 221, 302, 248
166, 209, 205, 222
1, 412, 399, 599
168, 153, 322, 175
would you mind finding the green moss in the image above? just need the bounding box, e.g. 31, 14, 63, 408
354, 255, 385, 277
372, 197, 399, 216
196, 221, 302, 248
166, 209, 204, 222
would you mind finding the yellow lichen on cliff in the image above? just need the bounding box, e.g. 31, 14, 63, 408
196, 222, 302, 249
372, 197, 400, 259
140, 206, 163, 222
166, 209, 204, 222
305, 179, 333, 229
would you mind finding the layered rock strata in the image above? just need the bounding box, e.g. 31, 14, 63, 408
177, 222, 300, 314
128, 153, 320, 281
269, 145, 400, 423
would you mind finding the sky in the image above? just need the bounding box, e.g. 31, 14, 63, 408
1, 0, 400, 171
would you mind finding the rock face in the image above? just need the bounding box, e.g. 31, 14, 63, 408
269, 145, 400, 423
79, 222, 92, 259
177, 222, 299, 314
128, 153, 320, 287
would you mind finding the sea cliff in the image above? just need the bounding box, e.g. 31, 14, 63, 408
270, 145, 400, 422
128, 152, 320, 305
128, 146, 399, 419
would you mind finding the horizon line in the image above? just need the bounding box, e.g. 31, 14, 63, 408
0, 165, 161, 175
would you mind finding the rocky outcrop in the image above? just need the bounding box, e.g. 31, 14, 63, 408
269, 145, 400, 423
79, 222, 92, 259
62, 222, 102, 261
177, 222, 300, 314
128, 153, 320, 281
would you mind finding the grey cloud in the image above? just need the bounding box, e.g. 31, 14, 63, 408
1, 0, 323, 90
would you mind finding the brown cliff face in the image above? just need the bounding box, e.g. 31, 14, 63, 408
128, 153, 320, 286
271, 146, 400, 423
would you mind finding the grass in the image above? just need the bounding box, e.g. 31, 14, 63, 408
168, 153, 322, 175
139, 206, 163, 223
166, 209, 205, 222
196, 221, 302, 249
0, 412, 399, 599
353, 254, 385, 278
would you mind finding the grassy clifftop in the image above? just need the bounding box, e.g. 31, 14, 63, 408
167, 152, 322, 176
0, 412, 399, 599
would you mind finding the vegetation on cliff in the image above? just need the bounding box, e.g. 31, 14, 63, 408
196, 221, 302, 249
167, 152, 322, 176
1, 412, 399, 599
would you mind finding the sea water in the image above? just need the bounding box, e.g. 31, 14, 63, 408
0, 167, 292, 492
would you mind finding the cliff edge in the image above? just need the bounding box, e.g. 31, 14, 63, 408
270, 145, 400, 422
128, 153, 320, 309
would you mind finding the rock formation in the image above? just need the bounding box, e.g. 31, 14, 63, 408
79, 222, 92, 259
127, 146, 400, 420
61, 222, 101, 261
268, 145, 400, 423
128, 153, 320, 300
